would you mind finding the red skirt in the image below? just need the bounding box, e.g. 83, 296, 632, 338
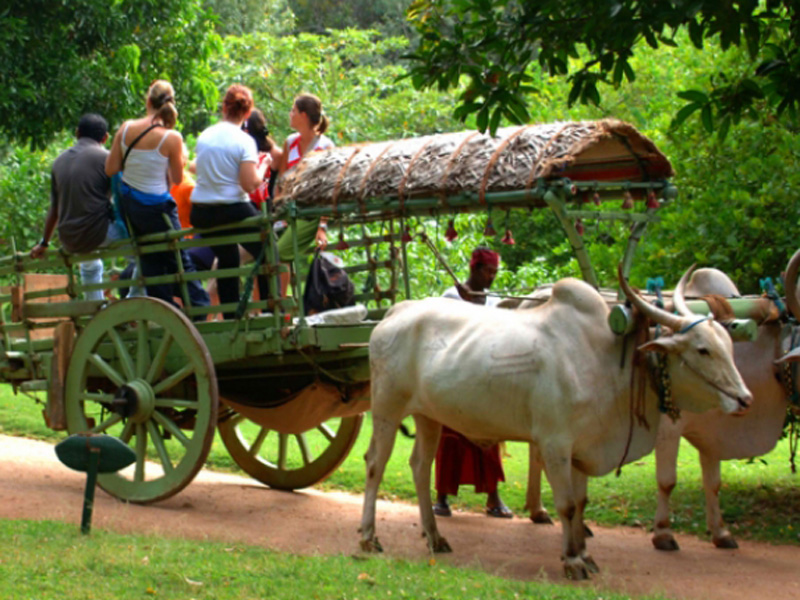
435, 425, 505, 495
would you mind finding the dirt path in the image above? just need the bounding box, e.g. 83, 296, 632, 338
2, 434, 798, 600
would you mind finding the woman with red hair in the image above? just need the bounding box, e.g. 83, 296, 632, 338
190, 84, 270, 319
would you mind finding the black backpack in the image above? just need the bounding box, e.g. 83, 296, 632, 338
303, 251, 355, 314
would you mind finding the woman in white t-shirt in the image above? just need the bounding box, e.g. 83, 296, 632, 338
190, 84, 270, 319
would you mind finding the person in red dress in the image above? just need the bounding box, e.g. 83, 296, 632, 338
433, 247, 513, 518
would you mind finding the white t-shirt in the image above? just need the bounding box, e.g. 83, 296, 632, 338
191, 122, 258, 204
442, 285, 500, 307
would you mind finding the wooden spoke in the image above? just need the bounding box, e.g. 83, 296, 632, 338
249, 427, 269, 457
153, 398, 199, 409
151, 363, 194, 396
152, 411, 190, 447
90, 413, 123, 434
295, 434, 311, 467
120, 419, 135, 444
87, 353, 126, 388
108, 326, 135, 381
145, 332, 173, 384
79, 392, 115, 405
278, 433, 288, 470
136, 320, 149, 378
147, 421, 174, 475
134, 423, 147, 482
318, 423, 335, 442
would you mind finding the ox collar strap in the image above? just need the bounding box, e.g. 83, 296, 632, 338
678, 317, 711, 334
651, 352, 681, 423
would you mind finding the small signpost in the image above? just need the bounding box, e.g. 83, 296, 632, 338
55, 434, 136, 534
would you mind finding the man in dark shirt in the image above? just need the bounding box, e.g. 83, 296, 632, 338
31, 114, 124, 300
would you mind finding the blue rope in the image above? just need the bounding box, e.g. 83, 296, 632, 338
678, 318, 709, 334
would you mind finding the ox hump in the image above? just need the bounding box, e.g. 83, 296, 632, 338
685, 268, 740, 298
549, 278, 608, 315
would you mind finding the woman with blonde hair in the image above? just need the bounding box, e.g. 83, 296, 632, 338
106, 80, 209, 311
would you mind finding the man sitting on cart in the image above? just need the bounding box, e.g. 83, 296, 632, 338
433, 247, 513, 518
30, 114, 127, 301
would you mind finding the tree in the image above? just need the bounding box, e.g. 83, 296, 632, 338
202, 0, 296, 36
405, 0, 800, 136
0, 0, 221, 149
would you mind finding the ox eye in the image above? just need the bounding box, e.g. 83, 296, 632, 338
698, 347, 711, 356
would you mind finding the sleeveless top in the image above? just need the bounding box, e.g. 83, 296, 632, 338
120, 122, 175, 195
284, 132, 334, 172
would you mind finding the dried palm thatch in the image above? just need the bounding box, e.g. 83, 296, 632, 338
276, 119, 673, 210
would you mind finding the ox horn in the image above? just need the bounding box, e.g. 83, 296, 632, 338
671, 264, 697, 318
784, 248, 800, 322
617, 264, 685, 331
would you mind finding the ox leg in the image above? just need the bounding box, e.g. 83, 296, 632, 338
571, 469, 598, 573
653, 421, 681, 551
699, 452, 738, 549
525, 444, 553, 525
409, 415, 451, 553
541, 446, 590, 580
359, 415, 400, 553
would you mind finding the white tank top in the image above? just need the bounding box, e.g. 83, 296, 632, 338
120, 122, 175, 194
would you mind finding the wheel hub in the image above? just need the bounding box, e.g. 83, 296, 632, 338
112, 378, 155, 423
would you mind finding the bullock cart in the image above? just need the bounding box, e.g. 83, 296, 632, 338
0, 119, 680, 504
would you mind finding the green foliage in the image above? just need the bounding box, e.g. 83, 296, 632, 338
0, 132, 70, 252
212, 28, 463, 143
0, 0, 222, 149
406, 0, 800, 134
290, 0, 413, 37
202, 0, 296, 36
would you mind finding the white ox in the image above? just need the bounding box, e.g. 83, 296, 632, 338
652, 260, 800, 550
523, 262, 798, 551
359, 268, 752, 579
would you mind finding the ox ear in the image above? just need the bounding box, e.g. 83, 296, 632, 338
638, 337, 683, 354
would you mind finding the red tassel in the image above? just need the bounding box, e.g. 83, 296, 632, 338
483, 219, 497, 237
335, 237, 349, 251
621, 190, 634, 210
646, 190, 659, 209
501, 228, 515, 245
401, 226, 413, 243
575, 219, 584, 235
445, 219, 458, 242
593, 191, 601, 206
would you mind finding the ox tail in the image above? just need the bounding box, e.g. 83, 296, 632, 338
398, 421, 415, 439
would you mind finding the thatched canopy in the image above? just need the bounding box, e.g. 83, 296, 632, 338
276, 120, 673, 211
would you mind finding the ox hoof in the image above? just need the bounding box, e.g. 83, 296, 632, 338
563, 560, 590, 580
583, 555, 600, 574
530, 510, 554, 525
713, 535, 739, 549
652, 533, 680, 551
360, 537, 383, 553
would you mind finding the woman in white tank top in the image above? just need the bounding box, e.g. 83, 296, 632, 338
105, 80, 209, 313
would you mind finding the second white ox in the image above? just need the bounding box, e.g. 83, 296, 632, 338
360, 268, 752, 579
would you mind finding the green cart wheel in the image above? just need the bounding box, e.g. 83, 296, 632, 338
217, 410, 362, 490
64, 298, 218, 503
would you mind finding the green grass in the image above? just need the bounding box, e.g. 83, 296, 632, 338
2, 384, 798, 546
1, 520, 666, 600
